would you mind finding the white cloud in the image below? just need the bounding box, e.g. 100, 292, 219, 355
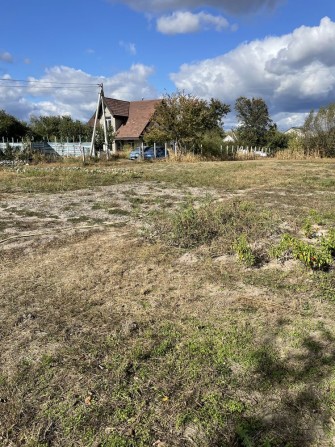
170, 17, 335, 127
157, 11, 229, 34
112, 0, 282, 15
119, 40, 137, 55
0, 64, 157, 122
0, 52, 13, 63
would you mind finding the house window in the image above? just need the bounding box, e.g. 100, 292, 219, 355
106, 118, 112, 129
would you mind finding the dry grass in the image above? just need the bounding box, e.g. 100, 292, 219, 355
0, 159, 335, 447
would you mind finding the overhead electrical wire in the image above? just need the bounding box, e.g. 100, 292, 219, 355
1, 85, 98, 92
0, 77, 101, 86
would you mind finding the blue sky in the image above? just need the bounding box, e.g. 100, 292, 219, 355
0, 0, 334, 129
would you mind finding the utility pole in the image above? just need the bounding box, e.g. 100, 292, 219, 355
90, 84, 109, 158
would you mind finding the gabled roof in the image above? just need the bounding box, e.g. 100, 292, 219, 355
115, 99, 161, 140
104, 98, 129, 117
87, 98, 130, 126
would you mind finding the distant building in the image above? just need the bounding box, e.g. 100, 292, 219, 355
223, 134, 235, 143
284, 127, 303, 137
88, 97, 161, 151
223, 130, 238, 143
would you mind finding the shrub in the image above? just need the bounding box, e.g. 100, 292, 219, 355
233, 234, 256, 267
271, 233, 333, 270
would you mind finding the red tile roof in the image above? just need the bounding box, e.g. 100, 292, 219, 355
88, 97, 162, 140
115, 99, 161, 140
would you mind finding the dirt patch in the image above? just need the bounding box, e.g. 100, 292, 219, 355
0, 182, 220, 255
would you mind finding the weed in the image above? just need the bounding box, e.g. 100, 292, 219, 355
108, 208, 130, 216
271, 233, 333, 270
321, 228, 335, 256
233, 234, 256, 267
150, 198, 277, 251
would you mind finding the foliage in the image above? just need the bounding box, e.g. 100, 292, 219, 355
150, 199, 277, 252
144, 91, 230, 153
321, 228, 335, 256
94, 124, 115, 152
271, 233, 333, 270
29, 115, 92, 142
266, 125, 289, 152
199, 128, 227, 158
0, 109, 29, 140
0, 143, 21, 160
233, 234, 256, 267
234, 97, 273, 147
301, 103, 335, 157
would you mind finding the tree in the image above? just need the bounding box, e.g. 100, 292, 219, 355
93, 124, 115, 153
29, 115, 92, 142
145, 91, 230, 153
301, 104, 335, 157
266, 123, 289, 152
0, 110, 29, 140
235, 97, 272, 147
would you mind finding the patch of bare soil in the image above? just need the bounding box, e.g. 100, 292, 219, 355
0, 182, 218, 256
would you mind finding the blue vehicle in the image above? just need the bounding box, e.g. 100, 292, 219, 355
129, 147, 147, 160
129, 146, 169, 160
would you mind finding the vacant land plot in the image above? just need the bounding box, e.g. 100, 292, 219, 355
1, 159, 335, 447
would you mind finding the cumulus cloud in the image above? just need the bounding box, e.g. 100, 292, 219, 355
0, 64, 157, 122
111, 0, 282, 15
157, 11, 229, 34
170, 17, 335, 128
0, 52, 13, 63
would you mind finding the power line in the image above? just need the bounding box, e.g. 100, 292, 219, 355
0, 78, 100, 86
0, 84, 98, 92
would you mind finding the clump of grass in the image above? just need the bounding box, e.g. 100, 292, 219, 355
149, 199, 277, 252
168, 152, 205, 163
108, 208, 130, 216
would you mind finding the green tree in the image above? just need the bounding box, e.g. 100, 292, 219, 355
94, 124, 115, 152
235, 97, 272, 147
145, 91, 230, 153
29, 115, 92, 142
301, 104, 335, 157
266, 124, 289, 152
0, 110, 29, 140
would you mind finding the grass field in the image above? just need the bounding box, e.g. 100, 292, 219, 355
1, 158, 335, 447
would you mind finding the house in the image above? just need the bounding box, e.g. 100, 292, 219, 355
284, 127, 303, 137
88, 97, 161, 152
223, 130, 238, 143
223, 134, 235, 143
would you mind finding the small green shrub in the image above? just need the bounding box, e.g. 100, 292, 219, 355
233, 234, 256, 267
294, 241, 332, 270
302, 219, 314, 238
271, 233, 333, 270
321, 228, 335, 256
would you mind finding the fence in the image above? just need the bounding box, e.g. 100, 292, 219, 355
0, 139, 271, 159
223, 145, 269, 157
0, 141, 91, 157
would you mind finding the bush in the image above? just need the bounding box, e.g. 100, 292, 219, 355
233, 234, 256, 267
271, 233, 333, 270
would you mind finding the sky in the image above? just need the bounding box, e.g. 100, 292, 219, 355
0, 0, 335, 130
